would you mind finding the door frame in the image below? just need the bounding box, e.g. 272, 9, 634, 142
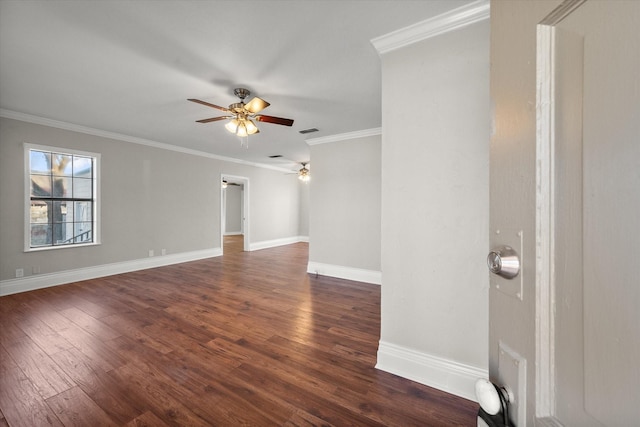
535, 0, 586, 422
220, 174, 250, 252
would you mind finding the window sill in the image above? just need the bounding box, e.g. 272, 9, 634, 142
24, 241, 101, 253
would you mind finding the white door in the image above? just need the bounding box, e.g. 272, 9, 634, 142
537, 1, 640, 425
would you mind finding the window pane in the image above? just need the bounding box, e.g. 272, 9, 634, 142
30, 150, 51, 174
52, 177, 72, 198
31, 224, 51, 246
31, 174, 52, 197
73, 201, 92, 222
52, 222, 75, 245
73, 177, 92, 198
30, 200, 51, 223
74, 222, 93, 243
73, 156, 92, 178
52, 201, 71, 223
53, 154, 73, 176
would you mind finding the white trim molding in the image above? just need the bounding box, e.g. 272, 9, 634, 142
249, 236, 308, 251
306, 261, 381, 285
0, 109, 291, 173
0, 248, 222, 296
376, 340, 488, 401
305, 128, 381, 146
371, 0, 490, 54
534, 1, 587, 422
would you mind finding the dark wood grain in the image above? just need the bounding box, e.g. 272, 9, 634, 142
0, 242, 478, 426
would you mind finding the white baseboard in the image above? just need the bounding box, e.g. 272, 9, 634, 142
376, 340, 487, 401
307, 261, 382, 285
0, 248, 222, 296
224, 231, 243, 236
249, 236, 308, 251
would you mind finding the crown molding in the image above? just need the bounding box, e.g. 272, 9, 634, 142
371, 0, 490, 54
0, 109, 291, 173
305, 127, 382, 146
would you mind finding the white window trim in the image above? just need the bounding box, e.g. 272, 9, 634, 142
24, 143, 101, 252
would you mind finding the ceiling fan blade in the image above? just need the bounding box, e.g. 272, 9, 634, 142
196, 116, 229, 123
255, 115, 294, 126
188, 98, 229, 112
244, 96, 270, 114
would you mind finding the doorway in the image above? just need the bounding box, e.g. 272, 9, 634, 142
220, 174, 250, 253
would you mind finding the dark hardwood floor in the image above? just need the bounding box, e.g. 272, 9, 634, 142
0, 242, 478, 426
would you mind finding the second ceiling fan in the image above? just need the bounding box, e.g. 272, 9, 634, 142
189, 88, 294, 137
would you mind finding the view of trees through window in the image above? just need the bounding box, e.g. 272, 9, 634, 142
29, 148, 96, 248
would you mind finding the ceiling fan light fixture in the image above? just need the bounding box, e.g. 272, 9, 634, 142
298, 165, 310, 182
236, 122, 249, 137
225, 118, 239, 134
245, 119, 259, 135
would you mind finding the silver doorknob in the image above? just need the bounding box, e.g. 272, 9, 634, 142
487, 246, 520, 279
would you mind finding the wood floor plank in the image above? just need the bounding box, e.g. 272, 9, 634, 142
229, 361, 388, 427
0, 345, 18, 376
0, 365, 63, 427
0, 242, 479, 426
123, 411, 171, 427
99, 312, 174, 355
59, 306, 121, 341
0, 319, 28, 347
283, 409, 336, 427
51, 347, 144, 424
46, 386, 117, 427
104, 336, 261, 425
39, 310, 126, 373
108, 363, 212, 427
3, 335, 76, 399
0, 408, 8, 427
16, 316, 75, 355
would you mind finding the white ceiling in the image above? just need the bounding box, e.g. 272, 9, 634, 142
0, 0, 472, 171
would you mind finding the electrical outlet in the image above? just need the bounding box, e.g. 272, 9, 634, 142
161, 248, 166, 256
32, 266, 40, 274
148, 250, 154, 257
15, 268, 24, 278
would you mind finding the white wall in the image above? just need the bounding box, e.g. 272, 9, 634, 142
307, 133, 381, 283
377, 20, 490, 400
0, 117, 304, 292
298, 178, 309, 238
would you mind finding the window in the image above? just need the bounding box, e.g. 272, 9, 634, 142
25, 145, 100, 250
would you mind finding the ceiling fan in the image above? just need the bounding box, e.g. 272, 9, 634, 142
277, 159, 311, 182
188, 88, 294, 137
297, 162, 310, 182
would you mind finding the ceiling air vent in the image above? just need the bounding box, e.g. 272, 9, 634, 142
299, 128, 319, 135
